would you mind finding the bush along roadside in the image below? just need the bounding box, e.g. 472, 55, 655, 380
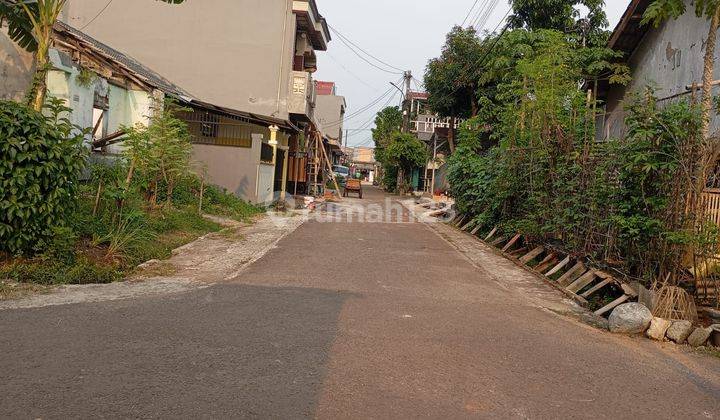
0, 98, 262, 293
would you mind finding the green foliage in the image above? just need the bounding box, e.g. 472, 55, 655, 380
123, 100, 193, 206
384, 132, 429, 173
640, 0, 720, 27
508, 0, 609, 45
372, 106, 403, 149
442, 23, 704, 283
0, 98, 87, 255
76, 68, 97, 88
424, 26, 484, 119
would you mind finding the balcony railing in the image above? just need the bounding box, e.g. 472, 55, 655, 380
410, 115, 462, 134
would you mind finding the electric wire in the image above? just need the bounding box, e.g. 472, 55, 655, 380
475, 0, 501, 32
80, 0, 114, 30
460, 0, 482, 27
321, 82, 399, 129
328, 25, 405, 74
326, 52, 379, 92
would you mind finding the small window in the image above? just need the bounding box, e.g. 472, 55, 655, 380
201, 112, 219, 138
261, 142, 274, 163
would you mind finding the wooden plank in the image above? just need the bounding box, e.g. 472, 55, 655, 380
490, 236, 508, 247
484, 227, 498, 241
519, 246, 545, 264
532, 252, 556, 268
470, 225, 482, 235
544, 256, 571, 276
501, 233, 522, 252
454, 215, 467, 227
461, 221, 474, 231
594, 294, 631, 316
556, 262, 586, 286
534, 256, 558, 274
581, 278, 613, 298
566, 271, 598, 294
508, 247, 528, 257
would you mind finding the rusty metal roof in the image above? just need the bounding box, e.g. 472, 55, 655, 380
607, 0, 652, 56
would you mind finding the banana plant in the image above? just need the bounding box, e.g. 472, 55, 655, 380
0, 0, 185, 111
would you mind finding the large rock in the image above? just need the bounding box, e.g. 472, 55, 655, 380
666, 320, 694, 344
646, 317, 672, 341
687, 327, 713, 347
608, 303, 653, 334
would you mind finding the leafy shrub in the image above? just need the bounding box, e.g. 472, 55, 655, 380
0, 99, 87, 255
63, 259, 121, 285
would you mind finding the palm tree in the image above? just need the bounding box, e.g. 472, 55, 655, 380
0, 0, 185, 110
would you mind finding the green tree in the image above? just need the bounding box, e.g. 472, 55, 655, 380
371, 106, 402, 149
424, 26, 484, 153
123, 100, 193, 207
0, 0, 185, 110
384, 132, 429, 193
508, 0, 609, 45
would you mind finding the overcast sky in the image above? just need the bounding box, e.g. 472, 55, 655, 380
314, 0, 629, 147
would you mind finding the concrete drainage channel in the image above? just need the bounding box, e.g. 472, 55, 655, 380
441, 209, 720, 351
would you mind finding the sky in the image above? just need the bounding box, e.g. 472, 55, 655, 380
314, 0, 630, 148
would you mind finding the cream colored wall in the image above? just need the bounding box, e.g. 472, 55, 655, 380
63, 0, 297, 119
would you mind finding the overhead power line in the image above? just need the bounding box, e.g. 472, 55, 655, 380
469, 0, 493, 29
475, 0, 501, 32
328, 24, 404, 75
80, 0, 114, 30
322, 81, 400, 129
460, 0, 482, 27
326, 52, 379, 92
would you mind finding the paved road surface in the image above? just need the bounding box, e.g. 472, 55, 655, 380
2, 187, 720, 418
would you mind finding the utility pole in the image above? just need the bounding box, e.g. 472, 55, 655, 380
344, 128, 349, 166
401, 70, 412, 133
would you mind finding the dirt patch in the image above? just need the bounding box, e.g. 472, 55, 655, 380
0, 280, 51, 301
0, 213, 304, 310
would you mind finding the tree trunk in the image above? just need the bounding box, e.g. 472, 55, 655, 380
27, 44, 50, 111
702, 8, 720, 142
448, 117, 456, 154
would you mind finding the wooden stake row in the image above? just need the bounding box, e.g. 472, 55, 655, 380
456, 216, 635, 316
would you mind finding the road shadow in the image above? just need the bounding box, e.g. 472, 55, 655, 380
0, 284, 349, 418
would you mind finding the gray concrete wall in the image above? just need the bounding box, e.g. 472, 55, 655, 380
0, 25, 33, 101
316, 94, 345, 141
63, 0, 297, 119
192, 133, 265, 203
604, 0, 720, 139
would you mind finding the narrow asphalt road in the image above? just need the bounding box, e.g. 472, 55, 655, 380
2, 187, 720, 418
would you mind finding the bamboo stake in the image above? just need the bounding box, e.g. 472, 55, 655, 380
198, 174, 205, 214
92, 180, 103, 216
